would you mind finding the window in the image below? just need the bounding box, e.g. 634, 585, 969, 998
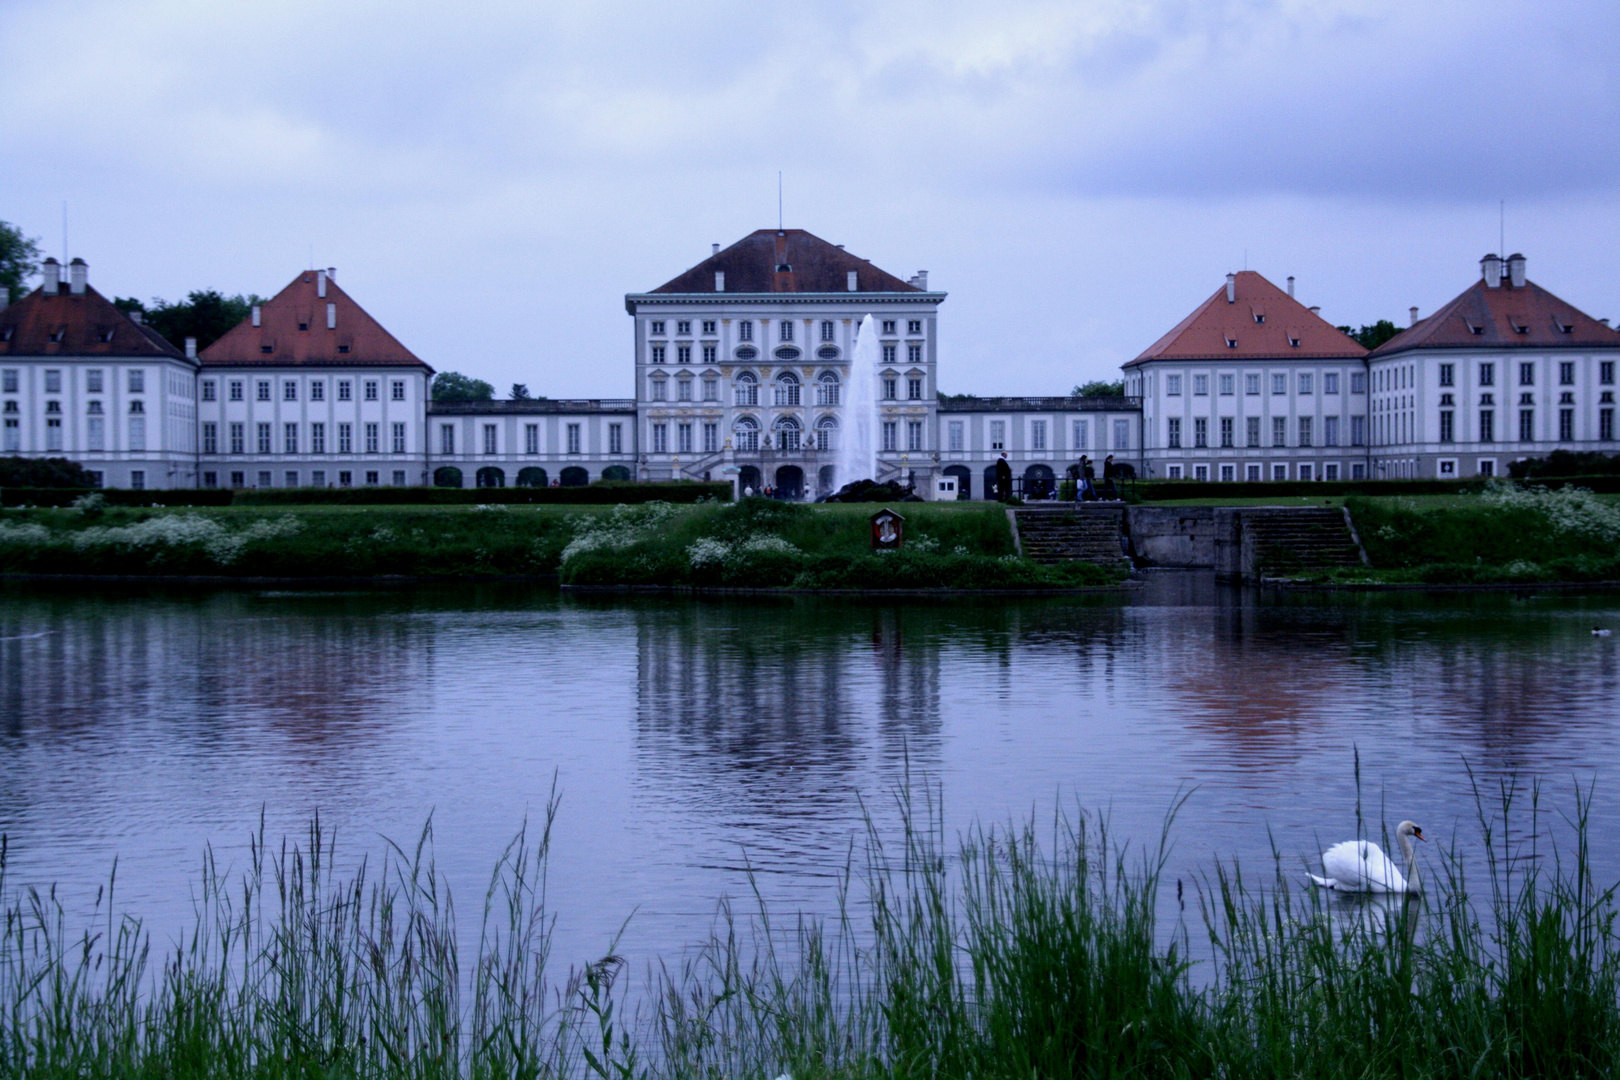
1479, 409, 1494, 442
338, 422, 353, 454
1601, 408, 1614, 441
1193, 374, 1209, 395
197, 421, 216, 455
256, 422, 272, 453
201, 379, 216, 401
567, 423, 581, 454
1246, 416, 1261, 447
1246, 464, 1261, 481
1479, 362, 1495, 387
1273, 416, 1287, 447
1439, 363, 1454, 387
276, 421, 294, 453
901, 343, 920, 366
364, 470, 379, 486
1219, 464, 1234, 482
702, 344, 717, 363
2, 418, 16, 452
949, 421, 965, 451
649, 377, 667, 401
439, 424, 454, 454
650, 320, 665, 335
0, 369, 14, 393
1560, 408, 1575, 441
129, 470, 145, 490
882, 343, 897, 364
284, 381, 298, 401
392, 422, 406, 453
1113, 419, 1129, 450
609, 423, 623, 454
1167, 465, 1183, 479
228, 422, 244, 454
908, 420, 924, 451
1220, 416, 1234, 448
1323, 372, 1339, 394
703, 376, 719, 401
364, 380, 378, 401
907, 376, 922, 400
127, 399, 144, 414
336, 470, 352, 487
815, 373, 838, 406
881, 320, 896, 335
1298, 416, 1312, 447
677, 344, 691, 364
45, 417, 63, 451
1194, 464, 1210, 481
907, 320, 921, 335
1245, 373, 1260, 395
128, 369, 144, 393
311, 422, 326, 453
774, 373, 800, 406
1271, 373, 1287, 394
738, 320, 753, 342
365, 422, 379, 454
882, 376, 897, 400
673, 423, 690, 455
774, 418, 800, 451
1351, 372, 1366, 394
702, 320, 717, 335
676, 377, 692, 402
257, 380, 271, 401
1324, 415, 1340, 447
651, 423, 667, 453
1071, 419, 1088, 449
85, 416, 104, 450
734, 373, 758, 406
676, 320, 691, 336
703, 422, 718, 453
1166, 374, 1182, 396
1519, 362, 1535, 387
821, 320, 835, 341
882, 420, 897, 452
1602, 361, 1615, 385
1271, 464, 1288, 481
1219, 374, 1234, 395
482, 424, 497, 454
650, 345, 666, 364
733, 418, 759, 451
1193, 417, 1208, 448
1167, 417, 1182, 449
779, 320, 794, 342
990, 420, 1005, 450
338, 380, 352, 401
1519, 409, 1535, 441
310, 381, 324, 401
1439, 410, 1454, 443
391, 380, 406, 401
1030, 419, 1047, 451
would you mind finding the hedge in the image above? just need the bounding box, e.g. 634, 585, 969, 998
232, 481, 732, 505
1135, 475, 1620, 500
0, 488, 235, 508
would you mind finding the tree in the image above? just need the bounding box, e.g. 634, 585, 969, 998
0, 455, 95, 488
117, 291, 265, 353
510, 383, 531, 400
1072, 379, 1125, 398
1336, 320, 1402, 350
0, 220, 43, 304
432, 372, 495, 402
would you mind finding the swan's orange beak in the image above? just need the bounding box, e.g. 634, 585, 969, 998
1414, 829, 1426, 841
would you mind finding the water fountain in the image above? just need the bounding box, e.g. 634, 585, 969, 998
833, 313, 879, 491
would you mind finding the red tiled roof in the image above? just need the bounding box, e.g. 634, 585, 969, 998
1126, 270, 1366, 367
201, 270, 430, 369
648, 230, 923, 294
0, 284, 186, 359
1369, 276, 1620, 357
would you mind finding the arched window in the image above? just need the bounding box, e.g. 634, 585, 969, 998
815, 414, 838, 451
733, 415, 760, 451
773, 371, 800, 406
817, 371, 840, 406
772, 414, 802, 451
734, 371, 758, 406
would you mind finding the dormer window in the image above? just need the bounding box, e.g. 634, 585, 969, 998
1287, 334, 1301, 347
338, 344, 351, 353
1512, 321, 1529, 335
1556, 318, 1574, 333
1464, 320, 1483, 335
1224, 336, 1237, 349
1252, 312, 1266, 324
260, 345, 273, 354
100, 327, 116, 343
298, 322, 309, 331
49, 328, 65, 343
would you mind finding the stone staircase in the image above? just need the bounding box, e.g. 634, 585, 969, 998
1241, 508, 1367, 576
1011, 506, 1128, 566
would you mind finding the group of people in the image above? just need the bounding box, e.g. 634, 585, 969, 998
988, 452, 1123, 502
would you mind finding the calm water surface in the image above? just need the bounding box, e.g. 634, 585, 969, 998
2, 575, 1618, 969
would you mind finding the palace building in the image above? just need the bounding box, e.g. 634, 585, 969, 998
1, 238, 1614, 495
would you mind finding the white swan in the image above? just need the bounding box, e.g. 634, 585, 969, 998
1309, 820, 1425, 894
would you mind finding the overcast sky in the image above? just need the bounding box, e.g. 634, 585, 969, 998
3, 0, 1617, 396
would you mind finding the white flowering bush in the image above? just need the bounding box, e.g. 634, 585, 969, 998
686, 537, 731, 568
0, 514, 302, 566
738, 535, 801, 556
560, 502, 681, 563
0, 522, 52, 545
1480, 481, 1620, 544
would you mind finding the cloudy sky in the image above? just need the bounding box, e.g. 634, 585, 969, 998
3, 0, 1617, 396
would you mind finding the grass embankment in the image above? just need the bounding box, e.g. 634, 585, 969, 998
4, 784, 1618, 1079
1332, 483, 1620, 585
558, 498, 1125, 589
0, 503, 589, 577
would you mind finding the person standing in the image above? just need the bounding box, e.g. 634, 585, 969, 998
1101, 454, 1120, 500
994, 452, 1013, 502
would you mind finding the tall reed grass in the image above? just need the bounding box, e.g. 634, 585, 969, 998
3, 778, 1617, 1078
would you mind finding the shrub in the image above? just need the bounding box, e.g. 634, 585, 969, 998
0, 455, 96, 488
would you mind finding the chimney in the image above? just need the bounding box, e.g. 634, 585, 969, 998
1287, 276, 1295, 298
317, 269, 327, 298
847, 270, 858, 292
1309, 306, 1321, 315
714, 271, 725, 292
915, 270, 928, 290
327, 266, 335, 281
1600, 318, 1611, 327
42, 257, 60, 295
251, 304, 261, 327
1225, 273, 1236, 303
185, 337, 197, 359
711, 243, 720, 255
326, 302, 337, 329
1507, 253, 1526, 288
1482, 253, 1502, 288
1409, 306, 1419, 326
128, 309, 142, 324
68, 258, 87, 295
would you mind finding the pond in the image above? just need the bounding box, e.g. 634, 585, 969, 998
1, 575, 1618, 972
